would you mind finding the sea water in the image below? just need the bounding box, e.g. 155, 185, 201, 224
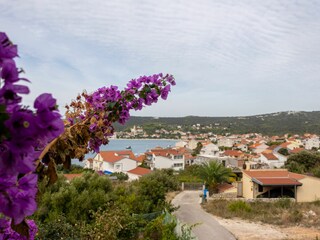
73, 139, 178, 166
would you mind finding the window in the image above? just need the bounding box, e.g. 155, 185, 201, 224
173, 163, 183, 167
114, 163, 122, 171
258, 185, 263, 192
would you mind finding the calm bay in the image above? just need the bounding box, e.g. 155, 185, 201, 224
73, 139, 178, 166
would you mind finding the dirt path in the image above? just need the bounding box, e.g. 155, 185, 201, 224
215, 214, 320, 240
172, 191, 236, 240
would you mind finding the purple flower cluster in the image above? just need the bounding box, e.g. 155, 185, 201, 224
0, 219, 37, 239
80, 73, 175, 152
0, 32, 64, 237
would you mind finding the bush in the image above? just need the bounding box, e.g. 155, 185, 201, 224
110, 172, 129, 181
35, 170, 182, 239
80, 205, 145, 240
35, 173, 113, 224
312, 166, 320, 178
133, 169, 180, 213
227, 201, 252, 213
274, 198, 293, 209
143, 214, 178, 240
288, 209, 303, 223
36, 215, 82, 240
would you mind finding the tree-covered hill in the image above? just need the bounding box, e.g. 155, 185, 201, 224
114, 111, 320, 135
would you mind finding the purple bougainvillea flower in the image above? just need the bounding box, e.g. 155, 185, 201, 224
161, 84, 171, 100
3, 187, 37, 224
0, 172, 17, 191
0, 141, 36, 174
34, 93, 56, 112
0, 32, 18, 60
0, 219, 38, 240
0, 83, 23, 106
89, 123, 97, 132
126, 79, 142, 90
18, 174, 38, 196
149, 89, 158, 102
0, 59, 19, 82
5, 110, 36, 139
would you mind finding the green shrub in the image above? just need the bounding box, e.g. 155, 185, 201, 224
288, 209, 303, 223
35, 172, 113, 224
110, 172, 129, 180
274, 198, 293, 209
228, 201, 252, 213
36, 215, 82, 240
143, 214, 178, 240
133, 169, 180, 213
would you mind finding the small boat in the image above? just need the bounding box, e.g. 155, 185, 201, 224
126, 146, 132, 149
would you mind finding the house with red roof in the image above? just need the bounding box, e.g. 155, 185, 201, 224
146, 147, 185, 171
85, 150, 139, 174
127, 167, 152, 181
64, 173, 83, 182
241, 169, 320, 202
279, 141, 300, 151
223, 150, 244, 158
249, 143, 269, 154
289, 148, 305, 154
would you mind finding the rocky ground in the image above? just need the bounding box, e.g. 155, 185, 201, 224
216, 216, 320, 240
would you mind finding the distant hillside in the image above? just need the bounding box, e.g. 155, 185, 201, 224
114, 111, 320, 135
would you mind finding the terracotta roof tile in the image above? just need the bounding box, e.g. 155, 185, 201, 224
290, 148, 305, 154
243, 170, 305, 180
253, 177, 302, 186
64, 174, 83, 181
261, 152, 278, 160
223, 150, 243, 157
127, 167, 152, 176
99, 150, 137, 163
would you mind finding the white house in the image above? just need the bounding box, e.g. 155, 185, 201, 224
127, 167, 152, 181
85, 150, 139, 174
260, 152, 285, 168
217, 137, 235, 148
147, 148, 185, 171
200, 143, 219, 157
250, 143, 269, 154
304, 136, 320, 150
175, 141, 187, 148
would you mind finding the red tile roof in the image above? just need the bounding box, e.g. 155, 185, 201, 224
99, 150, 138, 163
127, 167, 152, 176
243, 170, 305, 180
290, 148, 305, 154
135, 154, 146, 163
267, 145, 278, 151
223, 150, 243, 157
261, 152, 278, 160
280, 142, 291, 148
64, 174, 83, 181
253, 177, 302, 186
147, 148, 186, 157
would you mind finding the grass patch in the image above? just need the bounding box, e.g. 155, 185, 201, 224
203, 199, 320, 228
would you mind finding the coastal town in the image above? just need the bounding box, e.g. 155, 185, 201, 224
85, 125, 320, 200
3, 1, 320, 239
81, 128, 320, 239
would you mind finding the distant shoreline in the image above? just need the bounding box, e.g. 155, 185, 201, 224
112, 138, 179, 141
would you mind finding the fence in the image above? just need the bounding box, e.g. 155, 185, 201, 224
182, 182, 204, 191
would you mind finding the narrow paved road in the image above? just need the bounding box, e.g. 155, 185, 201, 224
172, 191, 236, 240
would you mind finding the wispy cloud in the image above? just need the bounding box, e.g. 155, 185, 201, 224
1, 0, 320, 116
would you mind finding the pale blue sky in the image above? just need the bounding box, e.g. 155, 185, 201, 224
1, 0, 320, 117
